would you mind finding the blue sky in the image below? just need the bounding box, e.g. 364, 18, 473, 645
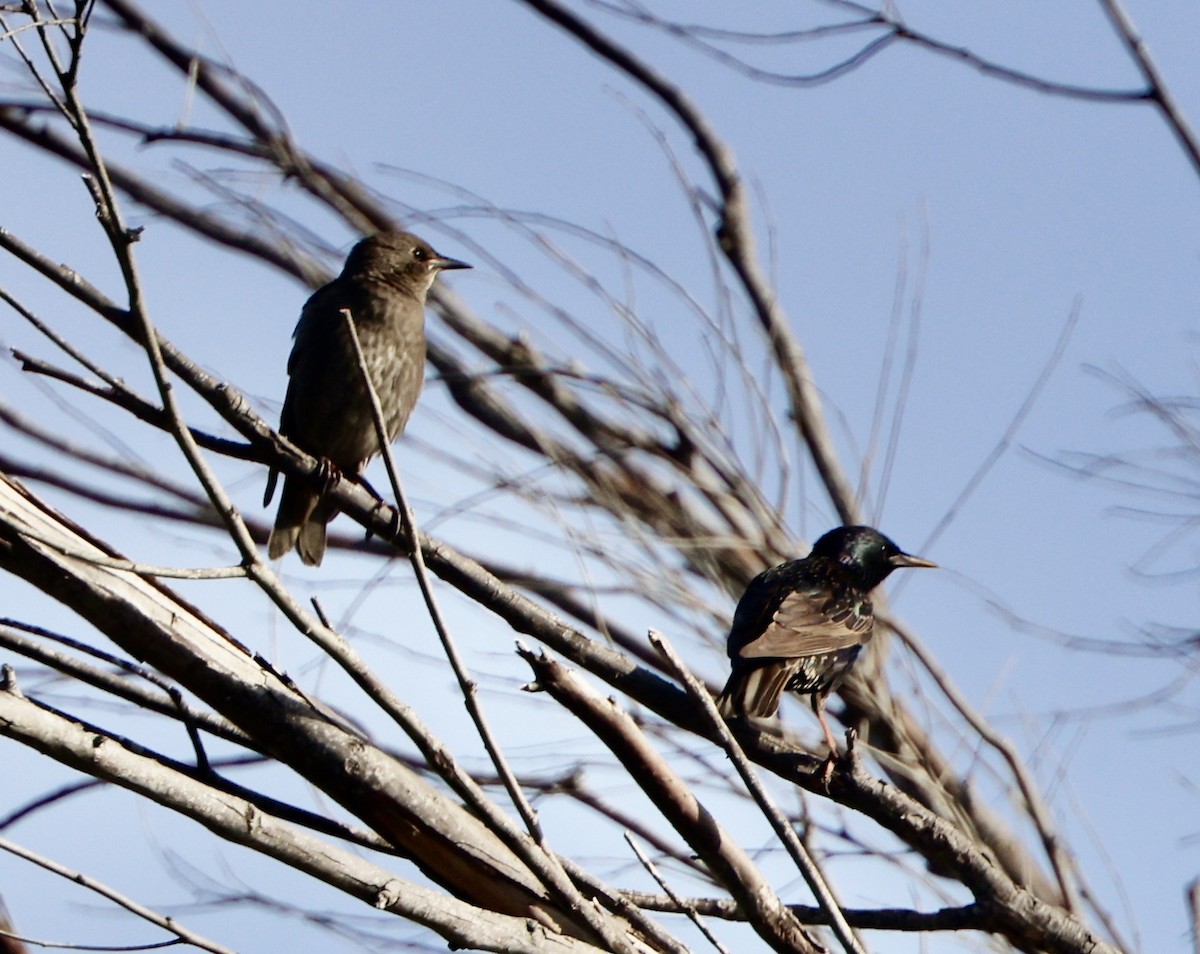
2, 2, 1199, 952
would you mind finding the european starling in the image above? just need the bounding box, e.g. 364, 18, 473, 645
265, 231, 470, 565
716, 525, 935, 755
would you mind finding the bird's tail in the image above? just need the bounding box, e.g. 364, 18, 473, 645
268, 477, 328, 566
716, 662, 792, 719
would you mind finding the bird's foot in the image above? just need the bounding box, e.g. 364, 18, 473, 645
314, 457, 343, 495
363, 498, 409, 549
818, 727, 858, 791
818, 752, 839, 791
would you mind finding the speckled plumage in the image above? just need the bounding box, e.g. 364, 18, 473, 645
265, 231, 469, 565
716, 526, 935, 753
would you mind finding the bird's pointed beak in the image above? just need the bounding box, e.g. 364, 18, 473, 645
432, 255, 471, 271
890, 552, 937, 569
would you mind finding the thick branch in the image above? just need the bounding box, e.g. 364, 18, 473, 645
0, 675, 609, 954
0, 471, 611, 943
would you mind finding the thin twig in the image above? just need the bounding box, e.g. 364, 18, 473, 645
0, 673, 613, 953
1096, 0, 1200, 179
10, 349, 259, 463
0, 5, 71, 120
624, 832, 731, 954
19, 30, 613, 927
518, 0, 861, 524
911, 300, 1080, 562
0, 619, 251, 747
648, 630, 868, 954
591, 2, 1148, 102
337, 309, 648, 954
338, 308, 545, 838
0, 830, 236, 954
0, 399, 211, 504
45, 0, 271, 585
887, 616, 1082, 914
872, 211, 927, 522
0, 284, 122, 388
8, 519, 249, 578
1188, 878, 1200, 954
519, 646, 820, 954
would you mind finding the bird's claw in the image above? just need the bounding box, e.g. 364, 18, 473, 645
315, 457, 343, 495
818, 728, 859, 790
362, 499, 407, 548
818, 751, 841, 791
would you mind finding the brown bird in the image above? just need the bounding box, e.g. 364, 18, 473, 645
716, 526, 936, 755
265, 231, 470, 565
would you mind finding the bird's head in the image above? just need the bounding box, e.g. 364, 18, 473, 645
809, 525, 936, 589
344, 230, 471, 295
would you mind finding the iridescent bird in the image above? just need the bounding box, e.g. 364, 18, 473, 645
716, 526, 936, 754
265, 231, 470, 565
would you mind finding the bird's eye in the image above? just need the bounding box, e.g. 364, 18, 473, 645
412, 247, 428, 261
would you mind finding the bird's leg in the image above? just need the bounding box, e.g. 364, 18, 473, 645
813, 692, 842, 788
813, 692, 841, 756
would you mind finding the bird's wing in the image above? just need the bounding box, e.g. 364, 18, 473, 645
736, 580, 872, 660
286, 283, 340, 377
279, 281, 355, 438
266, 292, 330, 506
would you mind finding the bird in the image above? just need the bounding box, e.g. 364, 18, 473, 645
265, 230, 470, 565
716, 525, 935, 757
